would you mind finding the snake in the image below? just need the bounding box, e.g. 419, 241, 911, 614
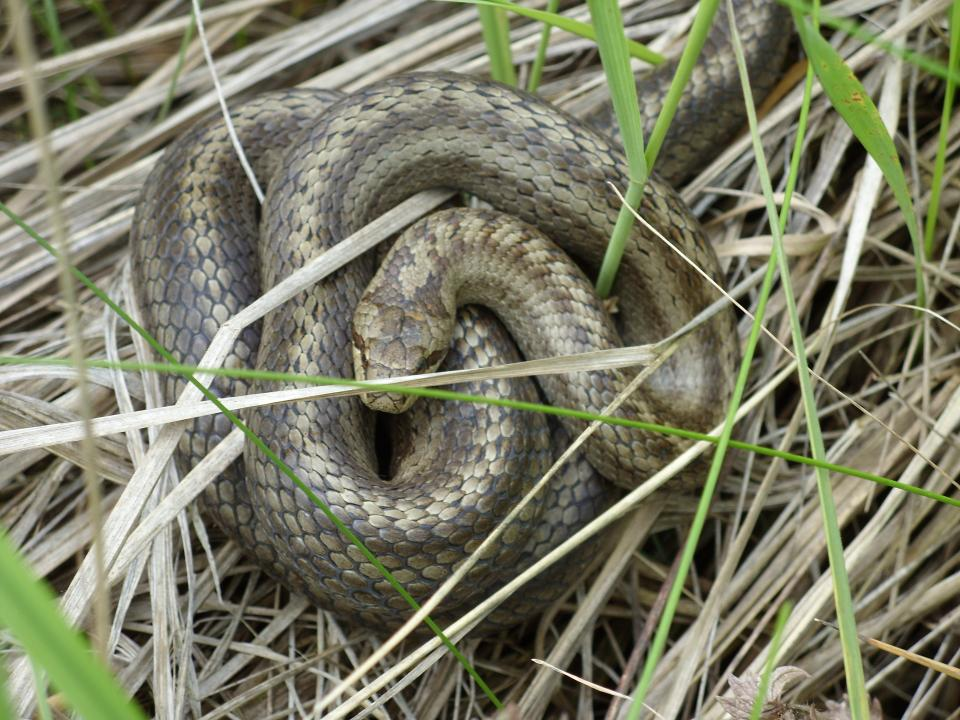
131, 0, 789, 631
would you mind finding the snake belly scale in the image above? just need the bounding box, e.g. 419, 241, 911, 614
131, 1, 788, 630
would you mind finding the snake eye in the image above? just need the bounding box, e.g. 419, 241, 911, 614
352, 330, 368, 364
424, 348, 446, 372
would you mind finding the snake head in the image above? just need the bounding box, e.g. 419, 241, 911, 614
352, 301, 453, 414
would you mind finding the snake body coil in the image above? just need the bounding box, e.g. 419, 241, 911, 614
132, 1, 788, 629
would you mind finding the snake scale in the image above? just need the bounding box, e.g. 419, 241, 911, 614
131, 0, 788, 630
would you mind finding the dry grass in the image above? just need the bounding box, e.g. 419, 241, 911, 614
1, 0, 958, 718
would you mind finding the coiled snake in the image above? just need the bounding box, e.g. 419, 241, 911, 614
132, 0, 788, 629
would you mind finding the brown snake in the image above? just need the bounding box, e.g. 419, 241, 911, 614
132, 1, 789, 630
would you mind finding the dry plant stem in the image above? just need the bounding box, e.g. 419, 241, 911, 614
196, 596, 311, 698
43, 11, 262, 201
194, 655, 336, 720
605, 553, 682, 720
320, 6, 481, 89
108, 429, 244, 585
413, 655, 460, 719
4, 0, 109, 662
531, 659, 633, 703
864, 235, 960, 290
116, 0, 424, 151
848, 618, 960, 682
865, 599, 960, 685
694, 403, 809, 706
0, 273, 744, 456
191, 0, 264, 202
722, 385, 960, 707
103, 272, 161, 683
0, 342, 658, 454
5, 189, 450, 712
0, 0, 422, 183
0, 0, 286, 92
4, 8, 256, 218
516, 506, 659, 720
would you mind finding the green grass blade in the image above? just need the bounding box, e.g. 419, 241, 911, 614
587, 0, 646, 298
923, 0, 960, 259
38, 0, 78, 122
626, 0, 872, 710
737, 4, 870, 718
35, 0, 103, 116
749, 602, 794, 720
79, 0, 134, 84
626, 4, 802, 701
159, 13, 197, 121
451, 0, 664, 65
526, 0, 559, 93
1, 354, 956, 510
2, 191, 951, 518
0, 530, 146, 719
478, 4, 516, 84
644, 0, 720, 169
792, 7, 925, 307
0, 658, 12, 720
30, 664, 52, 720
625, 227, 782, 720
594, 0, 722, 296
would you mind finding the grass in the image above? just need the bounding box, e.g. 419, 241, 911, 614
1, 0, 959, 718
